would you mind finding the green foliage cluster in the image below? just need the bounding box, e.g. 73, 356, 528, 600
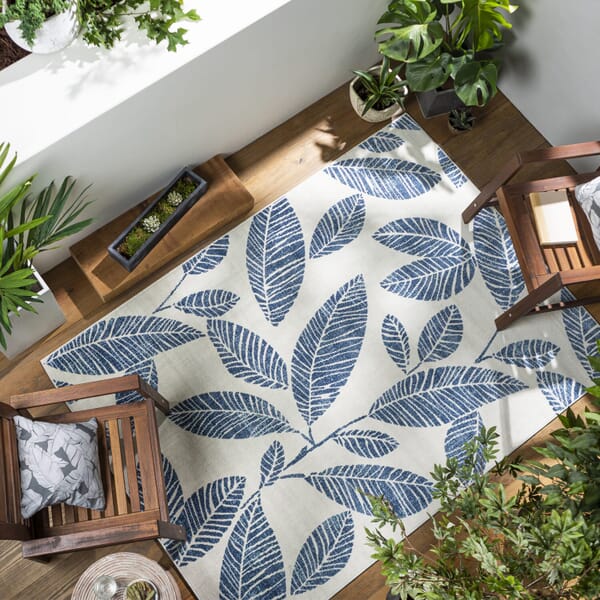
118, 175, 197, 259
375, 0, 518, 107
352, 55, 407, 116
0, 142, 93, 349
366, 356, 600, 599
0, 0, 199, 50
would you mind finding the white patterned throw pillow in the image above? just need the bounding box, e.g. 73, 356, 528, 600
574, 176, 600, 250
14, 416, 105, 519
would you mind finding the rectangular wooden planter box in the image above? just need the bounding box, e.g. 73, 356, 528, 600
107, 168, 208, 272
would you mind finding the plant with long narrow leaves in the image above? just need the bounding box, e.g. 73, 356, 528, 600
0, 142, 93, 349
352, 56, 408, 115
376, 0, 518, 108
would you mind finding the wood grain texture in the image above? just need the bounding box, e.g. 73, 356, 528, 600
0, 81, 597, 599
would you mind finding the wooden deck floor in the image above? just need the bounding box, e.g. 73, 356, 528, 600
0, 82, 597, 599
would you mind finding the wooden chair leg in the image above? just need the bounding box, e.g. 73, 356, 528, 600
495, 274, 563, 330
158, 521, 187, 542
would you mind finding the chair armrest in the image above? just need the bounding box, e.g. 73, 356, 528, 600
9, 374, 169, 415
518, 141, 600, 165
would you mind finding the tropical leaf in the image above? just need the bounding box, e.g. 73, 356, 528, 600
290, 511, 354, 595
306, 464, 432, 517
381, 314, 410, 372
437, 147, 467, 188
116, 358, 158, 405
44, 316, 203, 375
220, 496, 286, 600
291, 276, 368, 426
561, 289, 600, 379
174, 289, 240, 318
207, 319, 288, 389
333, 429, 399, 458
536, 371, 585, 414
246, 198, 305, 326
370, 365, 527, 427
169, 392, 294, 439
491, 340, 560, 369
183, 236, 229, 275
444, 411, 485, 474
171, 476, 246, 567
373, 217, 468, 258
324, 158, 441, 200
260, 441, 285, 488
309, 194, 365, 259
359, 131, 405, 153
381, 254, 476, 301
163, 454, 185, 519
390, 113, 420, 130
473, 207, 525, 310
418, 305, 463, 363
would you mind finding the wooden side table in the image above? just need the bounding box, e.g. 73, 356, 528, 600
72, 552, 181, 600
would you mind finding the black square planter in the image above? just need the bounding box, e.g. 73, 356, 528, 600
416, 88, 465, 118
108, 167, 208, 272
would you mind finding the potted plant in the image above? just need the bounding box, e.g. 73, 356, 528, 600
0, 0, 200, 53
349, 55, 408, 122
0, 142, 94, 358
366, 372, 600, 599
375, 0, 518, 118
107, 167, 208, 272
448, 108, 474, 134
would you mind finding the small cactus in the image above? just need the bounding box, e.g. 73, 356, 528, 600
126, 580, 156, 600
141, 214, 161, 233
166, 190, 184, 207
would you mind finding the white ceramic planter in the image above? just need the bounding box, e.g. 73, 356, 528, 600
4, 0, 80, 54
2, 268, 65, 360
349, 67, 407, 123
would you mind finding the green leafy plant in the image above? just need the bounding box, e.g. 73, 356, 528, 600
352, 55, 408, 116
0, 0, 200, 50
366, 385, 600, 599
376, 0, 518, 107
0, 142, 93, 349
448, 107, 474, 132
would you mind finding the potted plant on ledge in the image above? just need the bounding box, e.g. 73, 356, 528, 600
366, 383, 600, 599
349, 56, 408, 122
375, 0, 518, 119
0, 142, 94, 358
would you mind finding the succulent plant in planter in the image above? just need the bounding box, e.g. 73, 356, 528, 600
109, 168, 208, 272
448, 108, 475, 133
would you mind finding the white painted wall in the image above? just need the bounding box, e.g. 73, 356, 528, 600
500, 1, 600, 170
2, 0, 388, 272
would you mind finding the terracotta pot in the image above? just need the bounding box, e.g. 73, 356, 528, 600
349, 66, 407, 123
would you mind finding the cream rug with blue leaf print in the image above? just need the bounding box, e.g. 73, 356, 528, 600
42, 114, 598, 600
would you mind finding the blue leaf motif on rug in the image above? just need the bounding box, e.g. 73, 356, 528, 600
418, 305, 463, 364
324, 158, 441, 200
444, 411, 485, 474
489, 340, 560, 369
473, 207, 525, 310
44, 316, 204, 375
207, 319, 288, 389
174, 289, 240, 318
306, 464, 432, 517
291, 275, 368, 427
309, 194, 365, 259
437, 147, 467, 188
561, 289, 600, 379
370, 366, 527, 427
382, 314, 410, 372
183, 235, 229, 276
260, 441, 285, 488
163, 455, 185, 518
220, 496, 286, 600
359, 131, 405, 153
390, 113, 420, 130
246, 198, 305, 326
536, 371, 586, 414
332, 429, 399, 458
169, 392, 296, 438
290, 511, 354, 595
116, 358, 158, 405
171, 476, 246, 567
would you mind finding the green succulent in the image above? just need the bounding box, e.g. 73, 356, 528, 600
166, 190, 183, 207
141, 214, 161, 234
352, 55, 407, 115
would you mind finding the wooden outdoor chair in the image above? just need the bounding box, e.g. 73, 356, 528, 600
462, 140, 600, 330
0, 374, 186, 560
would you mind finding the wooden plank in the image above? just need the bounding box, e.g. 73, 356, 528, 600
122, 416, 141, 513
134, 415, 159, 511
96, 421, 115, 518
69, 156, 255, 302
107, 419, 129, 515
